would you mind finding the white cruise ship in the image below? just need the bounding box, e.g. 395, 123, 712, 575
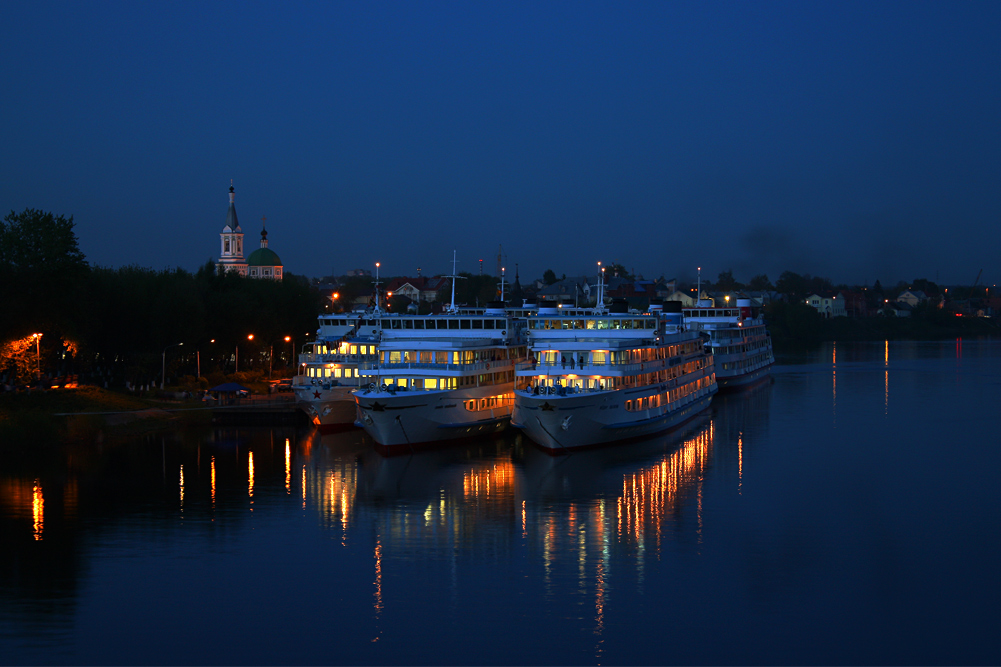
511, 291, 717, 452
352, 302, 529, 452
293, 310, 382, 431
683, 298, 774, 390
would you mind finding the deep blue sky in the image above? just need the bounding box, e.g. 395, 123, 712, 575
3, 1, 998, 287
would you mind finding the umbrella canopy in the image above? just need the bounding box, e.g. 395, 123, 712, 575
210, 382, 251, 393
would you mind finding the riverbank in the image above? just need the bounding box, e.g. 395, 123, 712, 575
0, 386, 214, 445
765, 302, 998, 349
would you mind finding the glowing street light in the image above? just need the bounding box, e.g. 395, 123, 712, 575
161, 342, 183, 390
32, 333, 42, 379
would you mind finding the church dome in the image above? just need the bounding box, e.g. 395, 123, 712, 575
247, 247, 282, 267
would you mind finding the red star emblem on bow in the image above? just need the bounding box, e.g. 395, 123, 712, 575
313, 390, 322, 399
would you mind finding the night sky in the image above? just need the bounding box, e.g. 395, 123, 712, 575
3, 1, 998, 287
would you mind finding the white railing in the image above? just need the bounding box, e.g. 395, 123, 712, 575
356, 359, 513, 374
515, 358, 678, 375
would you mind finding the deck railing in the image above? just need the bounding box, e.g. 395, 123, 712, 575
514, 358, 682, 375
355, 359, 514, 374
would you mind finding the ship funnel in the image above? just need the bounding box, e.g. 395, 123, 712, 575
737, 298, 752, 319
662, 300, 683, 328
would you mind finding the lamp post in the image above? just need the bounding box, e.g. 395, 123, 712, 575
32, 333, 43, 379
236, 334, 253, 373
161, 342, 183, 390
285, 336, 292, 370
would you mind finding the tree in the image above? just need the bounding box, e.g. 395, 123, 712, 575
543, 269, 558, 285
808, 275, 834, 295
763, 301, 824, 347
605, 263, 633, 280
0, 209, 90, 341
0, 209, 88, 272
716, 269, 741, 292
776, 271, 810, 299
0, 335, 36, 385
910, 278, 940, 297
748, 274, 773, 291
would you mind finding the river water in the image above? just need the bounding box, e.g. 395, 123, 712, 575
2, 340, 999, 665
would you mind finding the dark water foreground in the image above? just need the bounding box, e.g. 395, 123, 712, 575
2, 340, 999, 665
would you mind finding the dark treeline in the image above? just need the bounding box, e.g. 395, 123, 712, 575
1, 209, 322, 387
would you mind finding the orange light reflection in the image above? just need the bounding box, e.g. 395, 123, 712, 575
32, 480, 43, 540
248, 452, 255, 510
285, 439, 291, 494
210, 456, 216, 511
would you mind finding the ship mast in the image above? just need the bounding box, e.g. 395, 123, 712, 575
445, 250, 466, 314
595, 261, 607, 312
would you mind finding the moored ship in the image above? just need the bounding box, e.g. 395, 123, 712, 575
292, 311, 381, 431
683, 297, 774, 390
352, 256, 530, 452
511, 279, 717, 452
353, 303, 529, 451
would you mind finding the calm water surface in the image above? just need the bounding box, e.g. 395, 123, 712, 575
2, 340, 999, 665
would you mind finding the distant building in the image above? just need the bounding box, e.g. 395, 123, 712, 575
664, 290, 696, 307
246, 217, 283, 280
837, 290, 871, 317
218, 184, 247, 276
895, 290, 927, 307
385, 276, 449, 303
883, 301, 912, 317
535, 277, 592, 304
217, 183, 283, 280
805, 292, 846, 318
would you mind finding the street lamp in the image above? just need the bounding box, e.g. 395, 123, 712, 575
285, 335, 292, 369
32, 333, 43, 379
161, 342, 183, 389
236, 334, 253, 373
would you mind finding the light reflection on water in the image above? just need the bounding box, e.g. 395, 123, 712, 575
2, 340, 1001, 664
32, 480, 43, 541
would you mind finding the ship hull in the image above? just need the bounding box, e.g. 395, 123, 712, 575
716, 361, 773, 391
355, 386, 512, 450
512, 385, 716, 453
294, 384, 359, 432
